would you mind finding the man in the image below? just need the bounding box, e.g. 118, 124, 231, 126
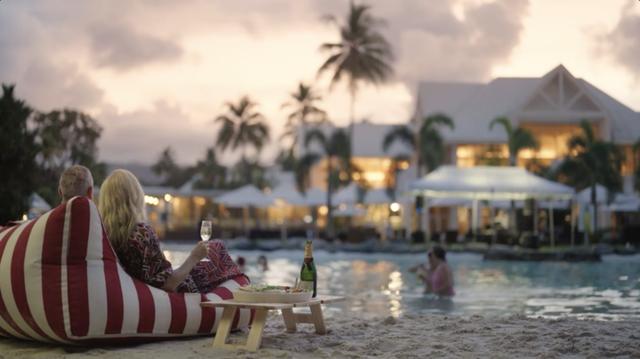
58, 165, 94, 202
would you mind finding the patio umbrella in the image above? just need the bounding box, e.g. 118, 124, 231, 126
215, 185, 274, 208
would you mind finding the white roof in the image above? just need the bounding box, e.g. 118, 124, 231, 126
410, 165, 575, 200
215, 185, 274, 208
416, 65, 640, 144
297, 121, 412, 158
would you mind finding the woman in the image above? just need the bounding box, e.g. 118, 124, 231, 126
410, 246, 454, 297
99, 169, 245, 293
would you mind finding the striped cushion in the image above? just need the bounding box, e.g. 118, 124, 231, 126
0, 196, 252, 344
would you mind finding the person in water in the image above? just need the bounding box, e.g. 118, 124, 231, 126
410, 246, 455, 297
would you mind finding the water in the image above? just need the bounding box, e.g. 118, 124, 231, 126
163, 243, 640, 321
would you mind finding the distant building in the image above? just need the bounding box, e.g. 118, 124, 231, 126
298, 65, 640, 192
297, 65, 640, 235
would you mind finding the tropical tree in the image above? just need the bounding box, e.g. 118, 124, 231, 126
280, 82, 327, 151
0, 84, 38, 223
194, 147, 227, 189
318, 1, 393, 144
215, 96, 270, 161
32, 108, 106, 204
152, 147, 193, 188
489, 117, 539, 166
556, 120, 624, 232
488, 117, 538, 232
383, 113, 455, 177
297, 129, 351, 237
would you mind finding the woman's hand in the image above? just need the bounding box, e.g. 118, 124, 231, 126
189, 241, 209, 261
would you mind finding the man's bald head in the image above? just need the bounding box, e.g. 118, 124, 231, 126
58, 165, 94, 202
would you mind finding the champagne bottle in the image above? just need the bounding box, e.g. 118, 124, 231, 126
298, 240, 317, 298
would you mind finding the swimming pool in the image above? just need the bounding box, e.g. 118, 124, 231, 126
163, 243, 640, 321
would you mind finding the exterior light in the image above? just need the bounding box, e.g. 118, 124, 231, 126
318, 205, 328, 215
389, 202, 401, 213
164, 193, 173, 202
21, 214, 28, 221
145, 195, 160, 206
303, 215, 313, 224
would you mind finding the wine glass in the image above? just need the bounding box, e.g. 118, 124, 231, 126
200, 220, 212, 241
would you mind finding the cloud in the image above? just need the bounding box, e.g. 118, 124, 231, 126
594, 3, 640, 78
89, 22, 183, 70
97, 101, 214, 165
310, 0, 529, 84
0, 0, 530, 165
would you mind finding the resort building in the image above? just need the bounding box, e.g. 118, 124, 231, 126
298, 65, 640, 237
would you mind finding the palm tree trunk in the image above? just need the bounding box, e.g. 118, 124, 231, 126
326, 155, 334, 239
348, 85, 356, 180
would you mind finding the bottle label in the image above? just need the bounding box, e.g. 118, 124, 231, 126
298, 280, 313, 292
304, 241, 313, 258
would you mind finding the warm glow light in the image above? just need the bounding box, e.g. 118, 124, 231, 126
303, 215, 313, 224
318, 206, 328, 215
21, 214, 28, 221
339, 172, 348, 181
164, 193, 173, 202
194, 196, 206, 206
398, 161, 410, 170
389, 202, 401, 213
352, 172, 361, 180
145, 195, 160, 206
363, 171, 385, 182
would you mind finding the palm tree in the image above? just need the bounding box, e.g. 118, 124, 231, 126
297, 129, 351, 238
557, 120, 624, 233
318, 1, 393, 145
489, 117, 539, 166
194, 147, 226, 189
488, 117, 538, 233
215, 96, 270, 161
383, 113, 455, 178
280, 82, 328, 152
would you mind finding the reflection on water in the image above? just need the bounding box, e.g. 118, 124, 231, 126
163, 242, 640, 321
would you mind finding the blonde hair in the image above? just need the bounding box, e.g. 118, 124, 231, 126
59, 165, 93, 201
98, 169, 147, 252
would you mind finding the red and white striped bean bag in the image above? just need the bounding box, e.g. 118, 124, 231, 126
0, 196, 252, 344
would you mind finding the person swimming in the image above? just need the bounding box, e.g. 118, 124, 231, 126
409, 246, 455, 297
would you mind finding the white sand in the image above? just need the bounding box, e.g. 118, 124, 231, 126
1, 313, 639, 358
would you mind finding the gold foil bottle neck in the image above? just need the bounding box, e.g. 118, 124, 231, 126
304, 240, 313, 258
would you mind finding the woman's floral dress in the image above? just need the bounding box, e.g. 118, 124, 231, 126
115, 223, 245, 293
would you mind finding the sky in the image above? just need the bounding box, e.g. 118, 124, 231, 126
1, 0, 639, 166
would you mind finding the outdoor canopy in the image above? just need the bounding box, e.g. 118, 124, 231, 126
215, 184, 274, 208
410, 165, 575, 200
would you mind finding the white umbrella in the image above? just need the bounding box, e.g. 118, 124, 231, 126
576, 184, 609, 204
333, 183, 359, 205
215, 185, 274, 208
333, 205, 366, 217
364, 188, 392, 205
303, 188, 328, 207
268, 183, 307, 206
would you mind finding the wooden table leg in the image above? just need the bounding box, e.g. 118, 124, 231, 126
281, 308, 297, 333
309, 304, 326, 335
245, 308, 268, 351
213, 306, 236, 348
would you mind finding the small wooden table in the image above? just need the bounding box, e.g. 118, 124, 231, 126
202, 295, 344, 352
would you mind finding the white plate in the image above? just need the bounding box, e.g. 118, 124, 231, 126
232, 290, 312, 303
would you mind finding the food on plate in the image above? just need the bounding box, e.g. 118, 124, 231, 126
239, 284, 309, 293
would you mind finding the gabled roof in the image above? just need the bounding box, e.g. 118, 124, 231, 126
416, 65, 640, 144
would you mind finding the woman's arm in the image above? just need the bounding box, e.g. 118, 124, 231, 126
162, 241, 208, 292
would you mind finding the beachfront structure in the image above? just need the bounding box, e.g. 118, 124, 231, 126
297, 65, 640, 236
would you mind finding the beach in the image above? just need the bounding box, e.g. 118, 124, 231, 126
2, 313, 639, 358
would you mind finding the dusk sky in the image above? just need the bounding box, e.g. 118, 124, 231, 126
1, 0, 639, 165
